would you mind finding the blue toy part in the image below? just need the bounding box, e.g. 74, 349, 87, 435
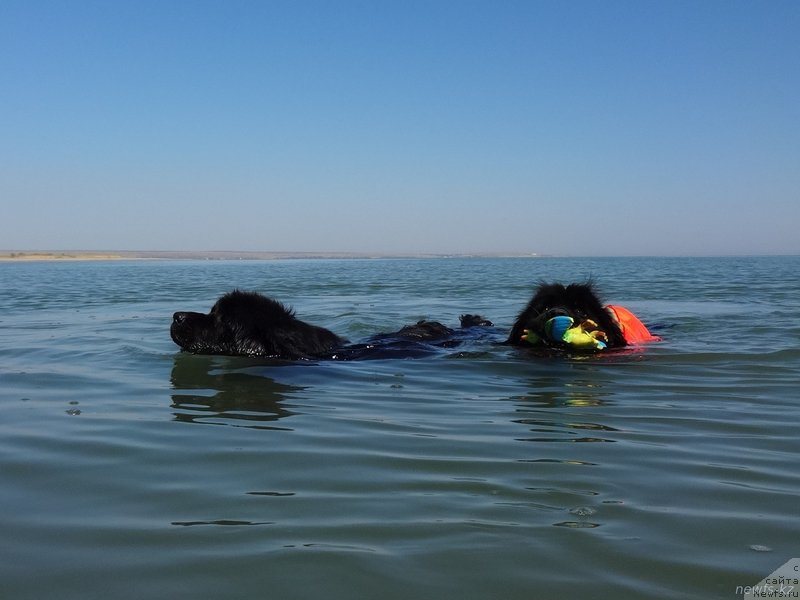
544, 315, 573, 342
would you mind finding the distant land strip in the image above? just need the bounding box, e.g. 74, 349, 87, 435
0, 250, 545, 261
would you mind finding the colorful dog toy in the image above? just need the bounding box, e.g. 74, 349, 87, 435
522, 315, 608, 351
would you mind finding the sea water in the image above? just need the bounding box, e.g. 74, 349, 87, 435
1, 256, 798, 599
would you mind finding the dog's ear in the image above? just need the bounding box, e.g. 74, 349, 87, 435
505, 282, 565, 344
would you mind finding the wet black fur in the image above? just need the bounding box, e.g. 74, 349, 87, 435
505, 282, 627, 349
171, 291, 493, 359
331, 314, 496, 359
170, 290, 345, 359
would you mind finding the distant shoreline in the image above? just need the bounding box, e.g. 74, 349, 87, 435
0, 250, 545, 262
0, 252, 127, 262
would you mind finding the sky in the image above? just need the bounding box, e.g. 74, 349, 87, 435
1, 0, 798, 256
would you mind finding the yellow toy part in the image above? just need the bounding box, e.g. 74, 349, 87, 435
562, 319, 608, 350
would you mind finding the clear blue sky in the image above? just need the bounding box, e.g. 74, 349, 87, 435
2, 1, 798, 256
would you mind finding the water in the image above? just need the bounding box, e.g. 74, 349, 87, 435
1, 256, 798, 599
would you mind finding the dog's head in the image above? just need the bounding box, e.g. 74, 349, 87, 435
171, 291, 291, 356
507, 282, 626, 349
171, 290, 343, 358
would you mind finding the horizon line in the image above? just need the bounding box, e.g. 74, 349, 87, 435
2, 250, 797, 261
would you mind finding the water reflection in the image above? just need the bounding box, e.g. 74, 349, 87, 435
170, 353, 304, 428
509, 371, 620, 442
506, 370, 622, 528
513, 372, 612, 408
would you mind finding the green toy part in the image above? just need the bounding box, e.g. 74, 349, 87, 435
520, 329, 542, 345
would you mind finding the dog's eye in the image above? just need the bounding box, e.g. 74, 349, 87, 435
541, 307, 570, 320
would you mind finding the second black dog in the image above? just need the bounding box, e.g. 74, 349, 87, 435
505, 281, 627, 349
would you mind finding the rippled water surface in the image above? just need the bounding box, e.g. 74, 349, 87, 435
1, 256, 798, 599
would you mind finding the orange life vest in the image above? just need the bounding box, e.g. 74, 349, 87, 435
606, 305, 661, 344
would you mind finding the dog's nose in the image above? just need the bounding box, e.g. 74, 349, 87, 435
173, 312, 188, 324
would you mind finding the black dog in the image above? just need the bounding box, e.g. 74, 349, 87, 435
170, 290, 346, 359
505, 282, 627, 349
171, 290, 493, 359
